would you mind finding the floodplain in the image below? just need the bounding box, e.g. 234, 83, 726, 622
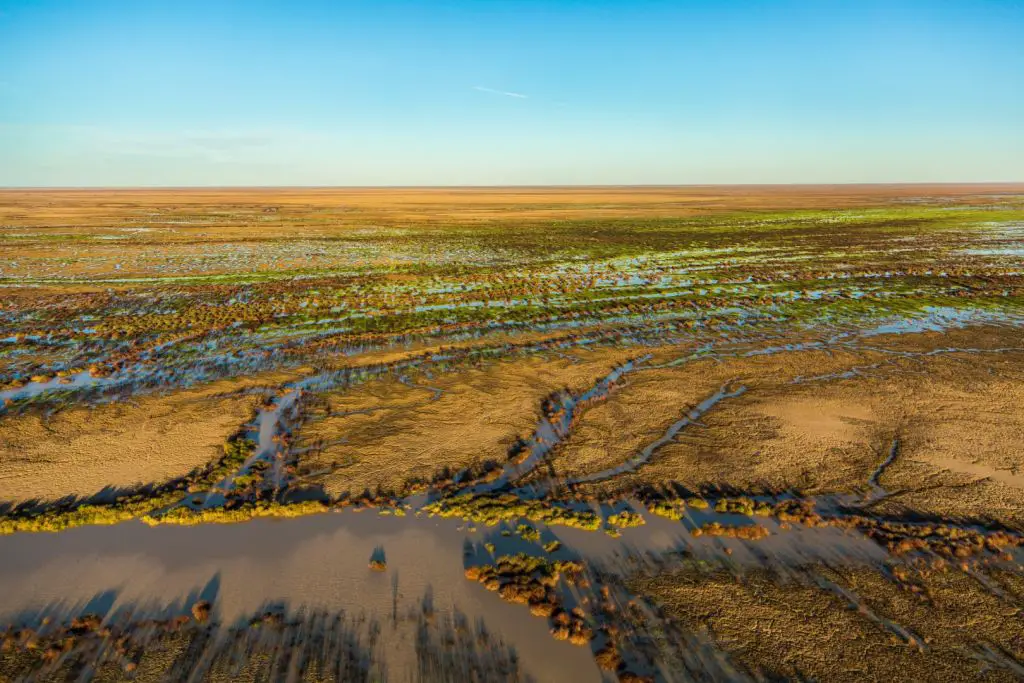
1, 185, 1023, 681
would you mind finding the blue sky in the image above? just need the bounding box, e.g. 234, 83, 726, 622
1, 0, 1022, 185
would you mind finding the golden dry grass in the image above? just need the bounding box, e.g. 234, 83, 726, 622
294, 348, 637, 497
634, 566, 1024, 682
874, 358, 1024, 525
559, 344, 892, 493
643, 371, 895, 495
4, 184, 1022, 227
564, 328, 1024, 528
0, 370, 305, 504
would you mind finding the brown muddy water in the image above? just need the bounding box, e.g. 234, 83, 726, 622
0, 498, 907, 681
0, 512, 596, 681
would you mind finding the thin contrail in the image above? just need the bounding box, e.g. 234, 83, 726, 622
473, 85, 528, 99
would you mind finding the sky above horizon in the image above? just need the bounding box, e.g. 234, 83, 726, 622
1, 0, 1023, 186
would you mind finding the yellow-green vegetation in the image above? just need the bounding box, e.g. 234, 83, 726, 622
230, 458, 271, 492
467, 553, 585, 584
0, 434, 260, 535
142, 499, 329, 526
209, 437, 258, 485
424, 493, 602, 530
648, 496, 769, 521
645, 495, 711, 520
714, 497, 755, 515
607, 509, 646, 528
0, 488, 185, 534
647, 499, 687, 521
693, 522, 771, 540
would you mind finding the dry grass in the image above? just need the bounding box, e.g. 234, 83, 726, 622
294, 348, 637, 497
4, 184, 1022, 227
562, 344, 895, 494
0, 370, 303, 504
649, 377, 894, 495
545, 362, 728, 481
634, 565, 1024, 682
874, 358, 1024, 525
549, 343, 878, 487
566, 329, 1024, 528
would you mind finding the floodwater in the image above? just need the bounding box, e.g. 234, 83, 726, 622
0, 511, 599, 682
0, 497, 899, 681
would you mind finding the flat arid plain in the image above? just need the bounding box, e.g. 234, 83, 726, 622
1, 185, 1024, 682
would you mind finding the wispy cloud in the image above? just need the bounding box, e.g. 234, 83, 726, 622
473, 85, 528, 99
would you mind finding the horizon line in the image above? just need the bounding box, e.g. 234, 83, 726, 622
2, 181, 1024, 191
